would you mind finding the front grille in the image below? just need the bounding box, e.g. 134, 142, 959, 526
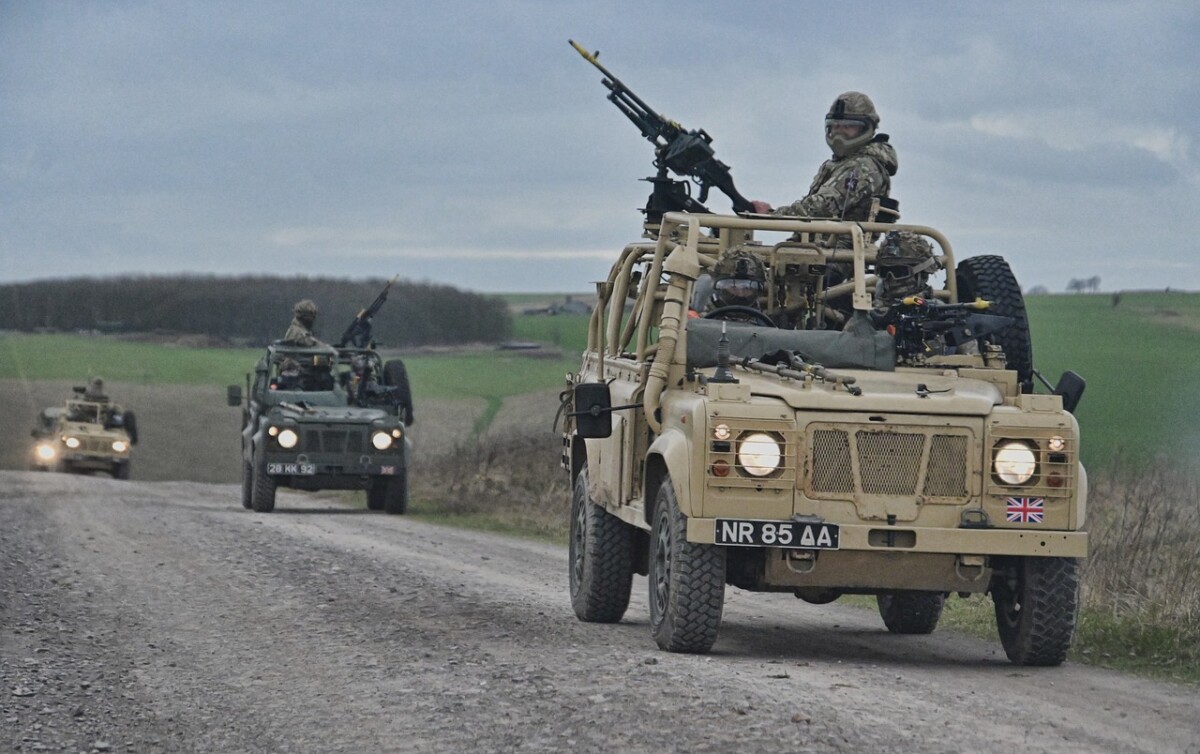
925, 435, 969, 496
80, 437, 110, 453
303, 429, 364, 454
811, 430, 853, 493
808, 425, 971, 501
857, 431, 923, 494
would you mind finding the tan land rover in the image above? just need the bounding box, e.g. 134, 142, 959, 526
562, 211, 1087, 666
30, 387, 138, 478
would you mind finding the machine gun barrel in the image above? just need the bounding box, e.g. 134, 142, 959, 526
569, 39, 752, 215
569, 40, 672, 143
337, 275, 398, 349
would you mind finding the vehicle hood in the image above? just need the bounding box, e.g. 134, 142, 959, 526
741, 368, 1004, 417
268, 404, 394, 424
61, 421, 128, 438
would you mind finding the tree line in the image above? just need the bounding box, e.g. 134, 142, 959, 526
0, 275, 512, 347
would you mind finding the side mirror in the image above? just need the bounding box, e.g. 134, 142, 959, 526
1053, 371, 1086, 414
573, 383, 613, 439
227, 385, 243, 407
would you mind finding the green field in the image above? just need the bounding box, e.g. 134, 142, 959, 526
4, 292, 1199, 470
0, 316, 590, 440
1026, 291, 1200, 470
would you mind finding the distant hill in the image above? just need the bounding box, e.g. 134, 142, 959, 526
0, 275, 511, 347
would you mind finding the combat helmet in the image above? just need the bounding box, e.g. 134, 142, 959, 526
825, 91, 879, 158
875, 231, 940, 303
84, 376, 108, 401
711, 250, 767, 308
293, 299, 318, 326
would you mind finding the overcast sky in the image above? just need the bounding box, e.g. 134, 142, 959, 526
2, 1, 1197, 293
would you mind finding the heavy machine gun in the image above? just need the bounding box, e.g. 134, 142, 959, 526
870, 296, 1015, 363
337, 275, 398, 349
570, 39, 753, 224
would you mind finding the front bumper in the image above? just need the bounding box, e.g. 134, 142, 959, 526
60, 453, 125, 470
687, 518, 1087, 558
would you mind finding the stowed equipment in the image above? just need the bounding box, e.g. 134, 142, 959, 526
870, 295, 1014, 365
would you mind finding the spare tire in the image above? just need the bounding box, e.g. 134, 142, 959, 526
956, 256, 1034, 393
383, 359, 414, 425
122, 410, 140, 445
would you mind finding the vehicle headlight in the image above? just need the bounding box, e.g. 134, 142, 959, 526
36, 444, 57, 461
64, 436, 81, 449
277, 429, 299, 449
371, 431, 393, 451
994, 441, 1037, 485
737, 432, 783, 477
112, 440, 129, 453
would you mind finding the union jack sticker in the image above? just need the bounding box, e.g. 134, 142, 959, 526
380, 465, 395, 475
1005, 496, 1045, 523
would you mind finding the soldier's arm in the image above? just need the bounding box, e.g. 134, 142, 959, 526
774, 158, 888, 219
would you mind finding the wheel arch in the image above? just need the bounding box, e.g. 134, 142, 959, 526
569, 433, 588, 484
645, 429, 694, 525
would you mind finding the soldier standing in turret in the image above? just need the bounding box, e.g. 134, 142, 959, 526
751, 91, 898, 223
281, 300, 327, 347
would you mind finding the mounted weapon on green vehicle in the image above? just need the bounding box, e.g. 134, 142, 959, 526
337, 275, 399, 349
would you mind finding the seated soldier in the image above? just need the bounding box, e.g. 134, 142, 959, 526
873, 231, 940, 308
273, 358, 305, 391
698, 250, 774, 326
281, 300, 328, 347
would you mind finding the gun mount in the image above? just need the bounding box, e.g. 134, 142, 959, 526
338, 275, 399, 349
570, 40, 752, 227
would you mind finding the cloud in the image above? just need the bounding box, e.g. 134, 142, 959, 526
2, 1, 1199, 293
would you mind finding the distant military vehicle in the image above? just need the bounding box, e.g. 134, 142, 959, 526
562, 43, 1088, 666
30, 383, 138, 478
227, 283, 414, 514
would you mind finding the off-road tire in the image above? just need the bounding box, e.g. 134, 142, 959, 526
123, 410, 139, 445
112, 461, 131, 480
251, 448, 276, 513
569, 470, 634, 623
649, 476, 725, 653
383, 360, 414, 426
366, 481, 387, 511
240, 460, 253, 509
956, 255, 1034, 392
381, 470, 408, 515
992, 556, 1080, 666
876, 591, 945, 634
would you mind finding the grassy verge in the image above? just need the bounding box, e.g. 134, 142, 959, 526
409, 429, 569, 542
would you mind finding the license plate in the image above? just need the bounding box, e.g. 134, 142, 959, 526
714, 518, 840, 549
267, 462, 316, 475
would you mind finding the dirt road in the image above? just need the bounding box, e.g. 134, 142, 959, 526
3, 471, 1198, 753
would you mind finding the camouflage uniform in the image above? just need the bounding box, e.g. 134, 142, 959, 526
281, 300, 326, 347
83, 376, 110, 403
772, 92, 898, 223
281, 318, 324, 347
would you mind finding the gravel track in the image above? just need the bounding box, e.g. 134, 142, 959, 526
3, 471, 1199, 753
